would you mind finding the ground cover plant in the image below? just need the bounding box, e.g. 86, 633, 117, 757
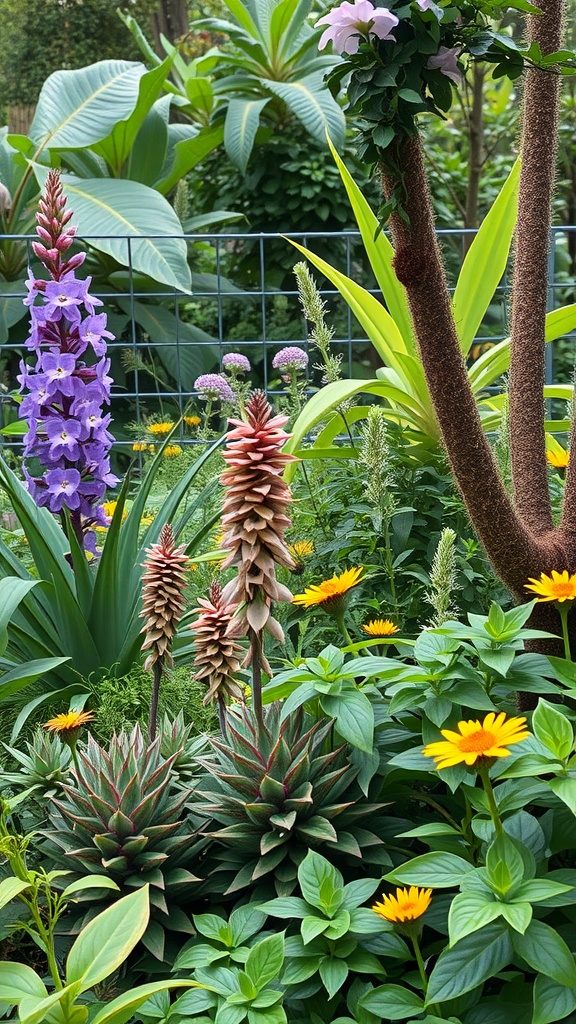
1, 0, 576, 1022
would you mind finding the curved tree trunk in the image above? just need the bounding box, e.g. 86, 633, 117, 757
379, 0, 569, 689
149, 0, 189, 53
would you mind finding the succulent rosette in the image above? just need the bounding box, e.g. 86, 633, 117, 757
18, 170, 118, 547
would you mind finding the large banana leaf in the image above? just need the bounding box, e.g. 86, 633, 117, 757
224, 98, 271, 173
31, 168, 191, 293
29, 61, 146, 153
265, 75, 346, 150
468, 304, 576, 391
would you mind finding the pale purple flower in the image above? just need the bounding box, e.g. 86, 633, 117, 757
18, 170, 118, 541
272, 346, 309, 372
427, 45, 463, 84
194, 373, 235, 402
415, 0, 434, 9
45, 468, 82, 512
222, 352, 251, 374
316, 0, 399, 54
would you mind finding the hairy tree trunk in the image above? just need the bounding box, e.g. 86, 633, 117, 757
149, 0, 189, 52
379, 0, 570, 692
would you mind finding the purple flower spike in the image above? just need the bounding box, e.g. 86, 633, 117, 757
222, 352, 251, 374
316, 0, 398, 54
272, 346, 309, 372
18, 170, 118, 546
194, 373, 235, 402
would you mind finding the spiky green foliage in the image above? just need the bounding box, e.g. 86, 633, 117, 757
1, 728, 72, 801
191, 704, 389, 897
159, 711, 212, 786
43, 724, 207, 960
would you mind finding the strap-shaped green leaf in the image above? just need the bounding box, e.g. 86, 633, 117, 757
452, 158, 520, 355
224, 97, 270, 173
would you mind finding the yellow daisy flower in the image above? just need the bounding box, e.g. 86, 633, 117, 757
525, 570, 576, 603
423, 711, 530, 770
184, 415, 201, 427
148, 421, 175, 435
163, 444, 183, 458
44, 710, 94, 734
372, 886, 432, 924
288, 540, 314, 559
362, 618, 399, 637
132, 441, 149, 452
547, 448, 570, 469
292, 567, 364, 609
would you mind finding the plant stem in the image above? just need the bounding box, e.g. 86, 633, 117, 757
149, 660, 163, 741
28, 900, 62, 990
478, 766, 504, 835
558, 603, 572, 661
411, 934, 428, 993
333, 611, 353, 646
248, 626, 264, 731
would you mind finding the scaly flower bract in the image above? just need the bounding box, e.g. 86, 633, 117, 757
525, 570, 576, 603
292, 567, 364, 610
423, 712, 530, 770
362, 618, 398, 636
372, 886, 432, 923
45, 710, 94, 733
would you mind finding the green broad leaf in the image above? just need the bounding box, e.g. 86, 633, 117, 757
29, 60, 146, 151
213, 1003, 246, 1024
341, 877, 382, 909
318, 956, 348, 1000
497, 901, 532, 933
245, 934, 284, 990
0, 962, 47, 1003
298, 850, 343, 914
426, 922, 513, 1003
512, 919, 576, 986
486, 833, 526, 897
452, 158, 520, 355
61, 876, 121, 898
532, 699, 573, 760
90, 981, 200, 1024
396, 823, 460, 838
156, 123, 224, 194
549, 776, 576, 815
321, 690, 374, 753
265, 74, 346, 151
385, 852, 474, 888
533, 974, 576, 1024
361, 983, 425, 1019
32, 168, 191, 293
512, 878, 575, 903
258, 897, 310, 919
301, 916, 331, 943
224, 98, 271, 173
448, 891, 503, 945
66, 886, 150, 991
0, 876, 31, 910
0, 656, 70, 702
92, 56, 173, 173
18, 986, 79, 1024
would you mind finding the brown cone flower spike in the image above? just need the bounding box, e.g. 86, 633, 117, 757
140, 523, 189, 671
192, 581, 245, 706
220, 391, 297, 660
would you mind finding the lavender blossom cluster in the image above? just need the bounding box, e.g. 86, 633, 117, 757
18, 171, 118, 539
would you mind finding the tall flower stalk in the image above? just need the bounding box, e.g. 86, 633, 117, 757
140, 524, 189, 740
220, 391, 297, 726
18, 170, 118, 551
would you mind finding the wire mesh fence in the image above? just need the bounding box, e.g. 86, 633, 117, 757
1, 225, 575, 452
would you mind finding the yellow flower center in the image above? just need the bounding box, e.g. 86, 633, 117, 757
551, 582, 575, 598
456, 728, 495, 753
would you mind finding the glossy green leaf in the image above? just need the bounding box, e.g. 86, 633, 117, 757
361, 984, 425, 1019
92, 56, 173, 173
0, 961, 47, 1003
61, 876, 121, 898
245, 934, 285, 990
533, 974, 576, 1024
426, 923, 513, 1003
532, 699, 573, 760
156, 123, 224, 194
30, 60, 145, 152
322, 690, 374, 753
448, 891, 502, 945
386, 852, 474, 888
66, 886, 150, 991
90, 981, 200, 1024
512, 919, 576, 986
0, 876, 31, 910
